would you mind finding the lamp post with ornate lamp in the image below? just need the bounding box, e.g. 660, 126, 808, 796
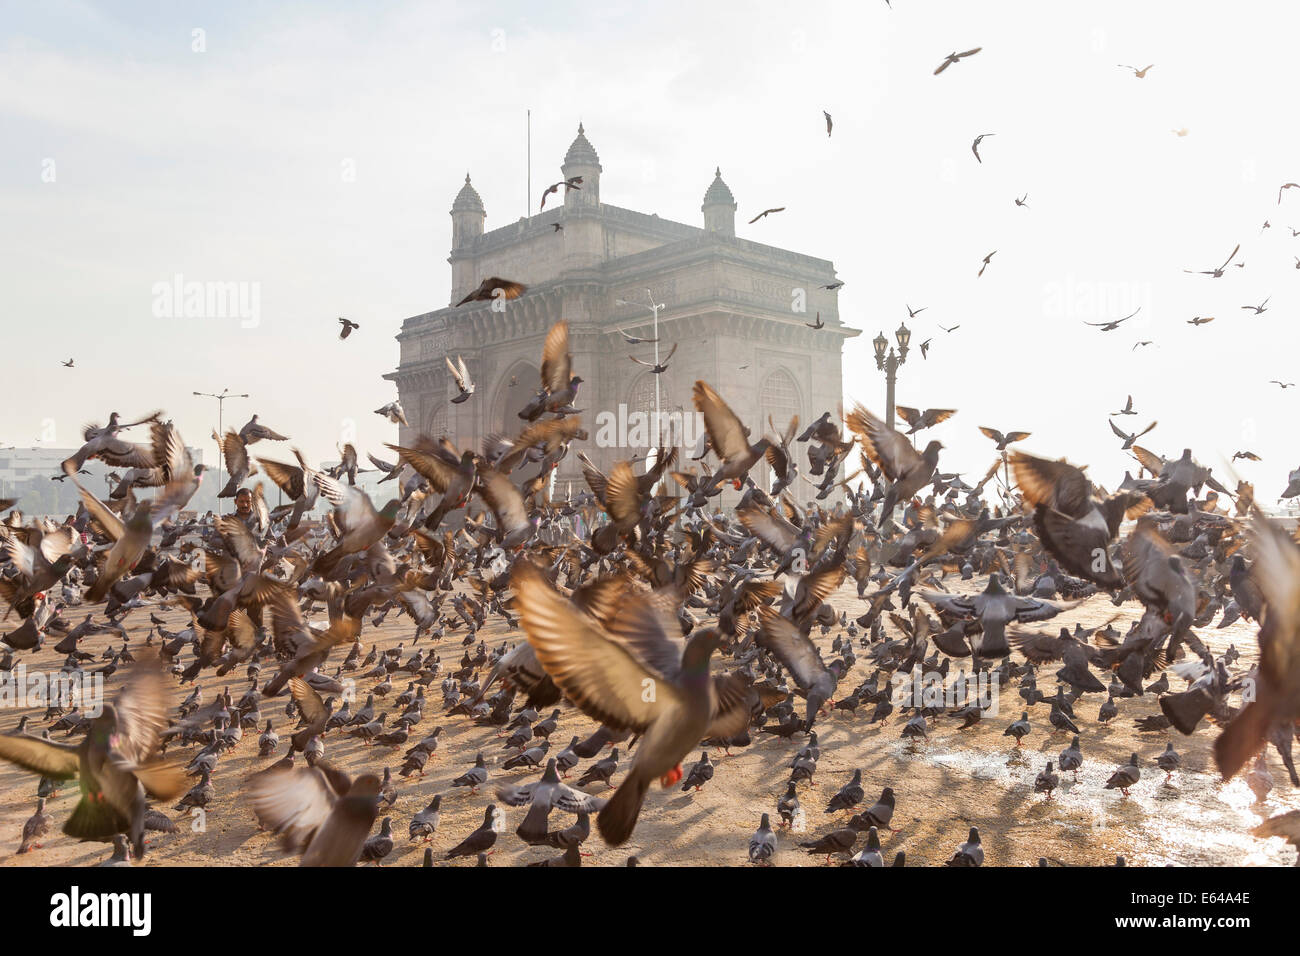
873, 322, 911, 431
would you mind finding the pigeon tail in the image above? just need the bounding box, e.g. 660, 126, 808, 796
1215, 699, 1271, 781
597, 770, 650, 846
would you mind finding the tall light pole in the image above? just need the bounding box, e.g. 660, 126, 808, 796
615, 289, 667, 448
872, 321, 911, 432
193, 388, 249, 513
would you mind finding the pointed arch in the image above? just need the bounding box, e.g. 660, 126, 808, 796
759, 367, 802, 492
491, 360, 541, 435
420, 393, 448, 438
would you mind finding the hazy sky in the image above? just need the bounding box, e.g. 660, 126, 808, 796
2, 0, 1297, 503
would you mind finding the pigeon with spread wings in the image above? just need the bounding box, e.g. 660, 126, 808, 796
539, 176, 582, 210
979, 426, 1031, 451
1007, 626, 1108, 694
519, 321, 584, 421
373, 401, 408, 426
693, 381, 771, 492
214, 429, 257, 497
456, 277, 527, 307
61, 411, 160, 477
1184, 244, 1239, 278
1084, 307, 1140, 332
495, 757, 606, 844
1215, 518, 1300, 781
756, 608, 837, 732
446, 354, 475, 403
238, 415, 288, 445
895, 406, 956, 436
1011, 451, 1150, 588
617, 327, 658, 345
1122, 519, 1197, 635
0, 669, 187, 860
1109, 418, 1157, 450
971, 133, 995, 163
249, 762, 381, 866
919, 575, 1075, 660
309, 472, 401, 576
845, 403, 941, 527
934, 47, 981, 74
511, 561, 752, 846
629, 341, 677, 374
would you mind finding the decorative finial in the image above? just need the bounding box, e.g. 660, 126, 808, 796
578, 121, 584, 135
715, 166, 721, 177
465, 172, 471, 184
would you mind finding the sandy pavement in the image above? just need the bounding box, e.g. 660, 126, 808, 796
0, 578, 1294, 868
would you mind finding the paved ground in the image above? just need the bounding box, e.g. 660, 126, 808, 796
0, 579, 1293, 867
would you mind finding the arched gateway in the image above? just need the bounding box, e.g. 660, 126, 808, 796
385, 126, 859, 492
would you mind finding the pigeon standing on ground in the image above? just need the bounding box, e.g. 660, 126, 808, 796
846, 826, 885, 867
1034, 761, 1060, 800
409, 795, 442, 842
1059, 736, 1083, 780
799, 826, 857, 864
825, 769, 865, 814
451, 753, 488, 792
1155, 743, 1181, 782
17, 798, 51, 854
445, 804, 503, 860
946, 827, 984, 866
1004, 711, 1031, 747
748, 813, 777, 865
360, 816, 395, 865
680, 751, 714, 792
1105, 753, 1141, 797
855, 787, 897, 832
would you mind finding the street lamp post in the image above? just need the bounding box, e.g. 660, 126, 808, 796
872, 321, 911, 432
193, 388, 249, 514
615, 289, 667, 446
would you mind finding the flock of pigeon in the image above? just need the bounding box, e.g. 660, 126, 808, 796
1, 311, 1299, 867
10, 41, 1300, 871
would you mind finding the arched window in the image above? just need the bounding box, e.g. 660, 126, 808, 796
628, 373, 657, 418
627, 372, 689, 451
495, 362, 540, 432
422, 395, 447, 437
759, 368, 801, 491
627, 373, 659, 449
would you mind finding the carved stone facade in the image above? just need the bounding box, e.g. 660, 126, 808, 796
386, 126, 859, 493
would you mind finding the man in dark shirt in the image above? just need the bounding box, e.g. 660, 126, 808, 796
233, 487, 258, 530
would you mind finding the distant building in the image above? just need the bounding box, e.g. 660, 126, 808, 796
0, 446, 203, 518
0, 447, 78, 489
386, 124, 859, 492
